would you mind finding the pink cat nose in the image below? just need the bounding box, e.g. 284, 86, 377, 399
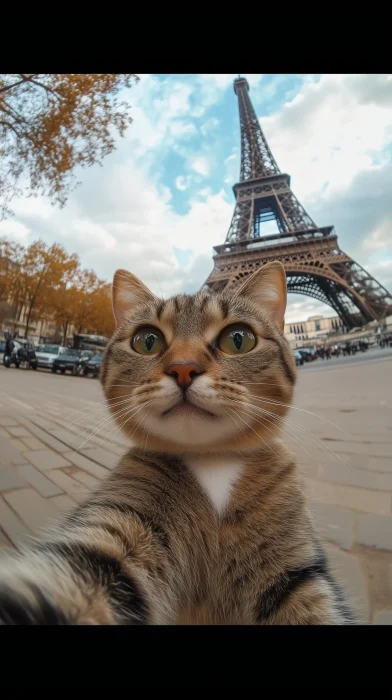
166, 362, 203, 390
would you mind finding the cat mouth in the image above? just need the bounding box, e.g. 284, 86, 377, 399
162, 400, 216, 419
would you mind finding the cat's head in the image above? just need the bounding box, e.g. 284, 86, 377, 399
101, 262, 296, 453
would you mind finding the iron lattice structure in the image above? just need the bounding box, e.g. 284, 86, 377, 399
205, 77, 392, 328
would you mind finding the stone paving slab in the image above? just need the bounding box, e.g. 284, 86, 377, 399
45, 469, 88, 501
375, 473, 392, 490
22, 437, 48, 451
310, 502, 355, 551
66, 469, 100, 489
0, 437, 30, 466
61, 451, 110, 479
305, 477, 391, 516
320, 461, 379, 489
0, 417, 18, 427
0, 495, 33, 545
49, 494, 77, 513
357, 514, 392, 551
0, 464, 26, 491
10, 438, 28, 452
81, 447, 118, 470
24, 449, 71, 471
7, 427, 31, 438
16, 465, 63, 497
324, 441, 392, 458
373, 611, 392, 624
50, 429, 87, 451
13, 416, 72, 453
3, 488, 60, 533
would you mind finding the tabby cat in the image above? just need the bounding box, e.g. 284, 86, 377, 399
0, 261, 353, 625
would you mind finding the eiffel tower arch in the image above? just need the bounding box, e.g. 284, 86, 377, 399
205, 78, 392, 329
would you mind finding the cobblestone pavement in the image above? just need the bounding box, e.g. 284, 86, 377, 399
0, 350, 391, 624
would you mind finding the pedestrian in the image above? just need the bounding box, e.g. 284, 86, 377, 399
4, 333, 14, 364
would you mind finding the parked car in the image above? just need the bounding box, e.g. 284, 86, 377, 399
35, 344, 67, 369
296, 348, 312, 362
293, 350, 304, 366
298, 347, 318, 361
83, 353, 104, 378
52, 349, 92, 375
4, 342, 38, 370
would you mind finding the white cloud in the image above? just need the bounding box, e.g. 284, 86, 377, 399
175, 175, 192, 191
0, 219, 31, 241
170, 121, 198, 138
189, 156, 211, 177
190, 75, 264, 118
8, 153, 232, 299
285, 296, 337, 324
200, 117, 220, 136
201, 74, 263, 89
261, 74, 392, 203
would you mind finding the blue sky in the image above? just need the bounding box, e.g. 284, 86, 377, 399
1, 73, 391, 323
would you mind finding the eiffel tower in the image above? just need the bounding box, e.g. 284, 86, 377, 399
204, 77, 392, 328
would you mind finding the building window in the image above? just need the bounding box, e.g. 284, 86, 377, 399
315, 320, 320, 331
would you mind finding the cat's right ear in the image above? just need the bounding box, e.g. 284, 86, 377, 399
112, 269, 155, 326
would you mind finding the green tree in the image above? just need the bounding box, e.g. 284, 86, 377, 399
0, 74, 138, 218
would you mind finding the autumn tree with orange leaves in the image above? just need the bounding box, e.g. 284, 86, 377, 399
83, 283, 115, 338
50, 269, 114, 345
8, 240, 79, 338
0, 74, 138, 219
2, 236, 115, 340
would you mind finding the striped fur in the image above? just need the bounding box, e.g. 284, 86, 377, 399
0, 263, 354, 624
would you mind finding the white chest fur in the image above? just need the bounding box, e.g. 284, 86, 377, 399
184, 455, 244, 514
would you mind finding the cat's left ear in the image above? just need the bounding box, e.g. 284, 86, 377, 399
237, 261, 287, 330
112, 269, 155, 326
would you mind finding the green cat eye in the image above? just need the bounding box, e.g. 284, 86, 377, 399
131, 326, 166, 356
218, 324, 256, 355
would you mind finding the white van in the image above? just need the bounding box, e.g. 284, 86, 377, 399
35, 345, 67, 369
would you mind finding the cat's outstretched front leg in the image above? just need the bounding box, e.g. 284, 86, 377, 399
0, 524, 173, 625
0, 451, 209, 625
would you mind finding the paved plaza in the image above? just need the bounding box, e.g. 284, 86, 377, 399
0, 348, 392, 624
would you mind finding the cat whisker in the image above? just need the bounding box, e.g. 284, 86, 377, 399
229, 396, 330, 459
150, 265, 165, 301
245, 392, 355, 442
226, 396, 349, 468
63, 394, 140, 423
234, 379, 294, 388
65, 396, 137, 433
104, 382, 147, 388
100, 400, 152, 450
74, 401, 144, 453
226, 399, 318, 465
226, 406, 279, 457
